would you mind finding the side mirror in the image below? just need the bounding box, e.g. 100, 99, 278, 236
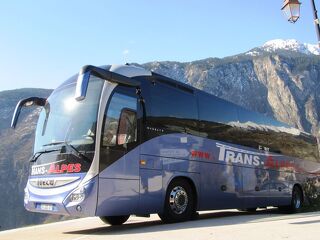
11, 97, 46, 128
74, 65, 140, 101
117, 108, 137, 145
75, 70, 91, 101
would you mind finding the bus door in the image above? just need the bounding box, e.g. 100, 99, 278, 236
97, 86, 140, 216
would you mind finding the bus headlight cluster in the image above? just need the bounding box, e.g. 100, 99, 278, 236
69, 187, 85, 203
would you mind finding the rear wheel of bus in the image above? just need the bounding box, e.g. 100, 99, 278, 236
100, 215, 130, 225
159, 179, 196, 223
278, 186, 303, 213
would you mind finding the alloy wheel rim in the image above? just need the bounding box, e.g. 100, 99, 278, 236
169, 186, 188, 214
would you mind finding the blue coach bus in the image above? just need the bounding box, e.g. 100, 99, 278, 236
12, 64, 320, 225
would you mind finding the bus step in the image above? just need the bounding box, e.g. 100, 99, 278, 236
134, 214, 150, 218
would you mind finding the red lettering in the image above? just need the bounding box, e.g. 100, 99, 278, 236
48, 164, 56, 173
190, 150, 210, 160
191, 150, 197, 157
60, 164, 68, 173
55, 165, 60, 173
67, 164, 74, 173
74, 163, 81, 173
265, 156, 274, 168
46, 163, 82, 174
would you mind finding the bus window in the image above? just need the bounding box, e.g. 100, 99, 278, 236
117, 108, 137, 145
102, 92, 137, 147
146, 81, 198, 137
198, 92, 239, 144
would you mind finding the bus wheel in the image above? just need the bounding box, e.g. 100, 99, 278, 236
279, 186, 303, 213
159, 179, 195, 223
99, 215, 130, 225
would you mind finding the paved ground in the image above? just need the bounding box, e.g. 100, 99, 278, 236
1, 209, 320, 240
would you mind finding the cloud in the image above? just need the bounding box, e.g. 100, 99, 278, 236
122, 49, 130, 55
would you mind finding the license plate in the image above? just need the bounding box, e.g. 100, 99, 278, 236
40, 203, 53, 211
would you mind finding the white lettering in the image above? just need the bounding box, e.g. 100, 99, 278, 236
253, 156, 260, 166
218, 145, 226, 161
31, 166, 46, 176
244, 155, 253, 165
225, 151, 235, 163
235, 153, 244, 164
217, 143, 262, 167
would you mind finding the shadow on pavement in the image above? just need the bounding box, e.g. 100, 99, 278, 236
64, 208, 289, 236
290, 219, 320, 225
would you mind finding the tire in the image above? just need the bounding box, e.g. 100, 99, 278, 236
158, 179, 196, 223
237, 208, 257, 213
99, 215, 130, 225
278, 186, 303, 213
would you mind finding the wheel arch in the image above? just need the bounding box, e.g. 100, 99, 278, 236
166, 175, 199, 210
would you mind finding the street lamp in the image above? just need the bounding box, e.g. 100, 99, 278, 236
281, 0, 320, 47
281, 0, 301, 23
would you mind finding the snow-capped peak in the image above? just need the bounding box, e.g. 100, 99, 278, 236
246, 39, 320, 56
262, 39, 320, 55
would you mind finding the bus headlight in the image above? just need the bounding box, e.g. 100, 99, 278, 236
24, 188, 29, 203
69, 187, 85, 203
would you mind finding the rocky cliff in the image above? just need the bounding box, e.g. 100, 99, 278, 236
142, 41, 320, 135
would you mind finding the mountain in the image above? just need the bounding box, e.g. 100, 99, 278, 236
141, 39, 320, 136
1, 39, 320, 231
246, 39, 320, 56
0, 89, 54, 231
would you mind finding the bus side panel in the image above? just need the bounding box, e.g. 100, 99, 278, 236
199, 162, 243, 210
242, 166, 271, 208
268, 169, 292, 206
139, 133, 201, 213
293, 159, 320, 204
96, 147, 140, 216
138, 155, 163, 214
139, 169, 163, 214
96, 178, 139, 216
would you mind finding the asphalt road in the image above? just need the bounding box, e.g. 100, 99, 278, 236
1, 209, 320, 240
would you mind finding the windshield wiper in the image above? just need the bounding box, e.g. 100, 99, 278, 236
42, 141, 65, 147
30, 149, 61, 163
43, 141, 91, 163
31, 140, 91, 163
65, 141, 91, 163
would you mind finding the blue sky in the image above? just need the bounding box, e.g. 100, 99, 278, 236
0, 0, 317, 91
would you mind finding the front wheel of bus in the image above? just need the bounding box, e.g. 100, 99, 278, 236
159, 179, 195, 223
100, 215, 130, 226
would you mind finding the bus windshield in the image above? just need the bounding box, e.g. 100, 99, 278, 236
34, 75, 104, 162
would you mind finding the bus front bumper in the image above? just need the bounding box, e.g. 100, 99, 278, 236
24, 174, 98, 217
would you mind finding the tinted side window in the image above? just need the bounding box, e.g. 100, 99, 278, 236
236, 107, 280, 151
150, 82, 197, 119
102, 92, 137, 146
146, 81, 198, 138
237, 107, 319, 161
100, 87, 138, 171
198, 93, 238, 124
198, 93, 239, 144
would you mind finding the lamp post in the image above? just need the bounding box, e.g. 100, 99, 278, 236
282, 0, 320, 47
282, 0, 301, 23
